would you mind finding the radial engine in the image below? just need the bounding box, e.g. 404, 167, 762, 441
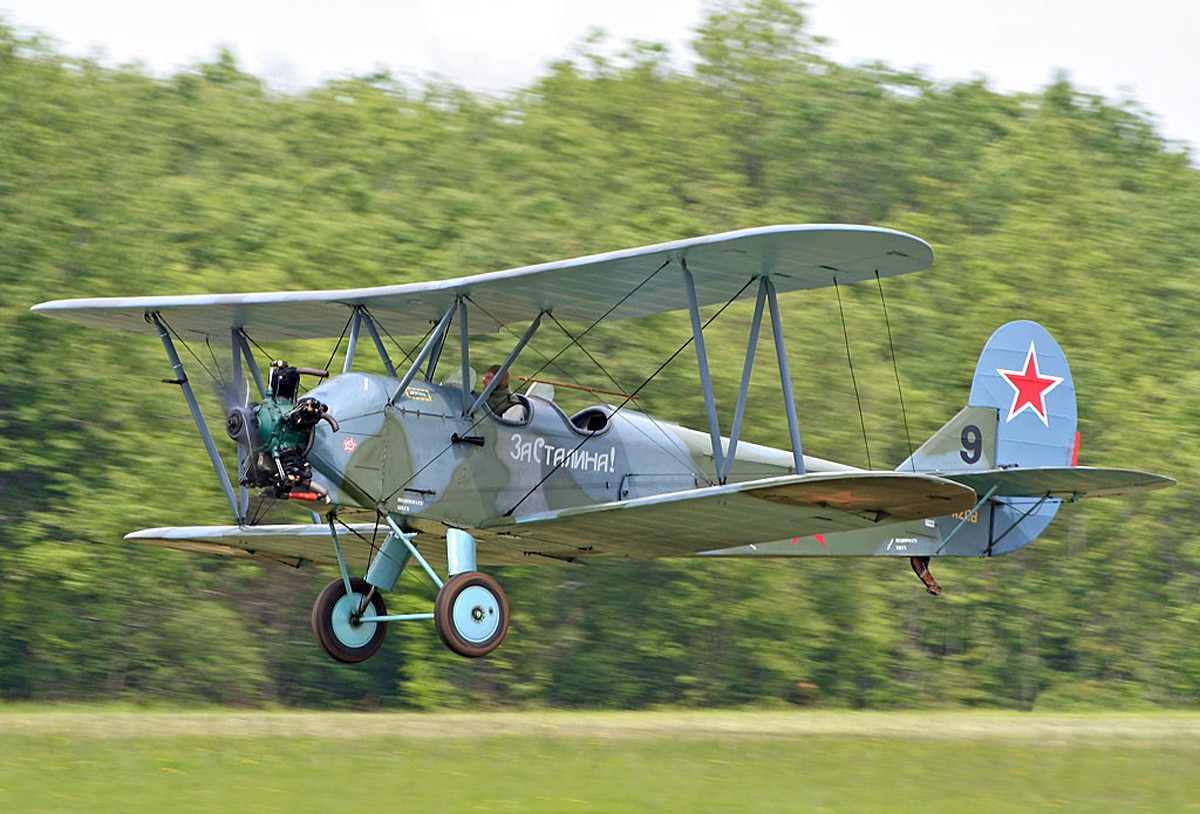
225, 361, 338, 500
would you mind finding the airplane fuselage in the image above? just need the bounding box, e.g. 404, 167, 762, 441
305, 374, 853, 527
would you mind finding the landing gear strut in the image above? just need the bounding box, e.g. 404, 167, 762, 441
311, 516, 510, 662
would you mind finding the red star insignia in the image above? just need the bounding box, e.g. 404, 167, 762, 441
997, 342, 1063, 426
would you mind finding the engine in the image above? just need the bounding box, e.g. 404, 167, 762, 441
226, 361, 338, 500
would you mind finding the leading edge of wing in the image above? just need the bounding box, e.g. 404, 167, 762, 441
476, 470, 976, 558
31, 224, 932, 341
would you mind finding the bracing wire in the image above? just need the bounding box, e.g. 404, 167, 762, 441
833, 278, 872, 470
465, 294, 718, 488
319, 311, 357, 375
875, 271, 915, 468
463, 296, 598, 392
160, 316, 221, 385
387, 260, 675, 504
362, 306, 425, 367
504, 274, 757, 516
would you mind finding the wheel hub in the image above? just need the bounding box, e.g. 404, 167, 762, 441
452, 585, 501, 644
331, 593, 378, 647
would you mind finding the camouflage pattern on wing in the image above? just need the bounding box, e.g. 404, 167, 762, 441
474, 471, 976, 561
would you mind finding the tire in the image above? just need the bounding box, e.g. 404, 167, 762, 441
311, 577, 387, 663
433, 572, 509, 658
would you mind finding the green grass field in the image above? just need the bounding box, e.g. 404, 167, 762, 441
2, 710, 1197, 812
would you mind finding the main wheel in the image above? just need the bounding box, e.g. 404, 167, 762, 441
433, 572, 509, 658
311, 577, 387, 663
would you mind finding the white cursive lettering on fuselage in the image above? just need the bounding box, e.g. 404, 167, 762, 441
510, 433, 617, 473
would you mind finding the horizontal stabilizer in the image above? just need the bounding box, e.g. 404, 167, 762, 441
479, 471, 977, 558
944, 466, 1176, 500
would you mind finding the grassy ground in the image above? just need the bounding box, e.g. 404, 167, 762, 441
2, 710, 1198, 813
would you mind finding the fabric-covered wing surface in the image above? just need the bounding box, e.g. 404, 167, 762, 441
474, 471, 977, 560
32, 224, 932, 341
944, 466, 1176, 499
126, 472, 977, 567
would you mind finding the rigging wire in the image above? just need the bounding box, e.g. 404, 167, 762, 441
319, 311, 357, 376
462, 296, 597, 392
833, 278, 873, 470
875, 271, 915, 468
202, 337, 228, 395
386, 260, 675, 504
544, 313, 644, 410
463, 294, 716, 486
504, 273, 757, 516
362, 305, 425, 367
159, 316, 221, 387
518, 258, 674, 381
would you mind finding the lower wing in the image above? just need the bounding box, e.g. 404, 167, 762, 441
125, 471, 977, 566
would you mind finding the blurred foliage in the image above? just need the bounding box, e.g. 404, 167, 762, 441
1, 2, 1197, 710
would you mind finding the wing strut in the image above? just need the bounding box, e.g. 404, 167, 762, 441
683, 262, 725, 478
720, 276, 806, 482
723, 280, 767, 481
764, 276, 806, 475
342, 306, 400, 377
457, 298, 473, 414
392, 301, 457, 401
468, 311, 543, 416
149, 313, 242, 523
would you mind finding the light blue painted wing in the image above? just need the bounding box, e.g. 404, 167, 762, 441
127, 471, 976, 566
125, 523, 388, 568
31, 224, 932, 341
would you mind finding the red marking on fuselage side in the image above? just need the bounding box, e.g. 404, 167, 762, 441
1071, 431, 1081, 466
793, 534, 827, 546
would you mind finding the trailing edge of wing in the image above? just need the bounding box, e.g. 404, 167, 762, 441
476, 471, 977, 558
31, 224, 932, 341
944, 466, 1176, 500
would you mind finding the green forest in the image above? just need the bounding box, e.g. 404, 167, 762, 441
1, 0, 1197, 711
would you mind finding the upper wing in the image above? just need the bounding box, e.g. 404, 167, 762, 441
31, 224, 932, 341
475, 471, 976, 560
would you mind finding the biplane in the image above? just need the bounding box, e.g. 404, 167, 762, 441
32, 225, 1173, 663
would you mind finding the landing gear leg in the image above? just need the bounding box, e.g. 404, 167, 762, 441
910, 556, 943, 596
433, 529, 509, 658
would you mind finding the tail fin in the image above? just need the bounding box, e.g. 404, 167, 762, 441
901, 320, 1077, 556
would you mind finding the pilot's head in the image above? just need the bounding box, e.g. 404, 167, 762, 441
483, 364, 509, 389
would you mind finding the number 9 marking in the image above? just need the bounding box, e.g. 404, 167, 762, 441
960, 424, 983, 465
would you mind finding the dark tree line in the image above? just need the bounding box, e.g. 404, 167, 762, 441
1, 1, 1197, 709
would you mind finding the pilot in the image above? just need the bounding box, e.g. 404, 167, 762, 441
482, 364, 525, 421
